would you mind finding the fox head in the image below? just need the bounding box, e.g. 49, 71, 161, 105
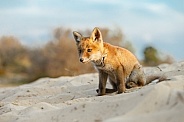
73, 27, 104, 63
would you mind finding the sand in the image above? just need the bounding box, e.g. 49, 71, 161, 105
0, 61, 184, 122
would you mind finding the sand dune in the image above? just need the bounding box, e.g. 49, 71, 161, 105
0, 61, 184, 122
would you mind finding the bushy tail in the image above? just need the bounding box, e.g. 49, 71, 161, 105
145, 74, 168, 85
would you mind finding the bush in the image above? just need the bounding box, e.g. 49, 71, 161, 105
142, 46, 174, 66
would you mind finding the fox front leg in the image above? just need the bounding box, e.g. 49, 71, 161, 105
98, 70, 108, 96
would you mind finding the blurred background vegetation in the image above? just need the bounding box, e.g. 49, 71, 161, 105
0, 27, 174, 86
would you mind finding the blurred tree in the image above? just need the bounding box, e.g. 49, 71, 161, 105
143, 46, 174, 66
143, 46, 160, 66
100, 27, 123, 46
0, 36, 26, 73
26, 48, 48, 81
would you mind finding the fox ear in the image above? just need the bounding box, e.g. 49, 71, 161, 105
73, 31, 82, 43
91, 27, 103, 42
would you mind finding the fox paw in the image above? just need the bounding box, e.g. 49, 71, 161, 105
126, 82, 138, 89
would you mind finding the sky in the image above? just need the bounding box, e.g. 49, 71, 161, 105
0, 0, 184, 61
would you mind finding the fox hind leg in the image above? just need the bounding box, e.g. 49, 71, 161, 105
126, 64, 146, 89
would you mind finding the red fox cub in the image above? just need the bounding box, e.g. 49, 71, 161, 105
73, 27, 165, 96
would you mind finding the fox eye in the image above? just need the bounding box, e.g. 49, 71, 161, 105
87, 49, 92, 52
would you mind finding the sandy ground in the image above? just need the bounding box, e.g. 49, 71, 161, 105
0, 61, 184, 122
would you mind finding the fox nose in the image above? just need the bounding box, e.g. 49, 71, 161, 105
80, 58, 84, 62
